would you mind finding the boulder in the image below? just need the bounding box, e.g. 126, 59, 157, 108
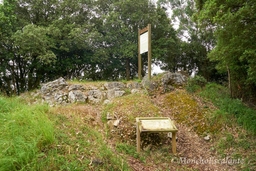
68, 84, 85, 91
161, 72, 186, 86
141, 75, 157, 92
104, 82, 125, 90
161, 72, 187, 92
131, 89, 141, 94
41, 77, 67, 94
54, 91, 68, 104
68, 90, 87, 103
41, 77, 69, 105
107, 89, 125, 100
88, 89, 104, 104
127, 82, 141, 89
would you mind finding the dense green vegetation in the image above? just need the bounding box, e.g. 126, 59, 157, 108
186, 77, 256, 135
0, 97, 54, 170
0, 0, 178, 95
1, 0, 255, 100
196, 0, 256, 98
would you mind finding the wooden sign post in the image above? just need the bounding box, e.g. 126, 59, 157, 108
138, 24, 151, 80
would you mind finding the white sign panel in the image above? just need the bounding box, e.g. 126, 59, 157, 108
140, 32, 148, 54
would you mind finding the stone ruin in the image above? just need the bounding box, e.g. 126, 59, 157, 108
39, 72, 187, 106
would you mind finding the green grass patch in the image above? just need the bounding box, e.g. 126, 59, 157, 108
0, 96, 54, 171
116, 143, 141, 160
200, 83, 256, 135
164, 89, 220, 134
102, 93, 160, 123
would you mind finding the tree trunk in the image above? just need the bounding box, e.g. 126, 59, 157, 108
126, 58, 130, 80
227, 65, 232, 98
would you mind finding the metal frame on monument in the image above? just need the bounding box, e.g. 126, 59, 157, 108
138, 24, 151, 80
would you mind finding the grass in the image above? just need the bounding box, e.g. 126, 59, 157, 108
102, 92, 161, 123
164, 89, 221, 135
185, 81, 256, 171
199, 83, 256, 135
0, 96, 54, 171
41, 104, 131, 171
101, 92, 161, 147
0, 96, 130, 171
2, 76, 256, 171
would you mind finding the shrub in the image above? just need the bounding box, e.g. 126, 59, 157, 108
186, 75, 207, 93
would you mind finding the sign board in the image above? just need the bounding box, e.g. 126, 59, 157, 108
140, 119, 176, 131
140, 32, 148, 54
136, 117, 178, 132
136, 117, 178, 154
138, 24, 152, 80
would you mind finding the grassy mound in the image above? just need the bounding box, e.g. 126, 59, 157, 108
164, 89, 221, 135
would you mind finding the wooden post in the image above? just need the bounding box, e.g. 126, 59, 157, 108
136, 120, 141, 153
138, 28, 142, 80
148, 24, 151, 80
172, 132, 177, 154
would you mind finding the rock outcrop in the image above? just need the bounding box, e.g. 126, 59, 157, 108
40, 78, 143, 106
141, 72, 187, 93
39, 72, 187, 106
161, 72, 187, 93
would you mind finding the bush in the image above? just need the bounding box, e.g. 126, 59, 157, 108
186, 75, 207, 93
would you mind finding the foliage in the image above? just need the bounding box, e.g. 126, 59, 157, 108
0, 0, 180, 94
197, 0, 256, 98
158, 0, 218, 81
186, 75, 207, 93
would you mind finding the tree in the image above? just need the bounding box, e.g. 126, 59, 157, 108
198, 0, 256, 98
158, 0, 218, 80
0, 0, 24, 95
0, 0, 96, 94
0, 0, 180, 94
12, 24, 56, 90
93, 0, 179, 80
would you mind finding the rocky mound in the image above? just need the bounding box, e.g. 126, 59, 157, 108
38, 72, 187, 106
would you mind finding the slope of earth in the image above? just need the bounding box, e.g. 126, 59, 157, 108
101, 89, 242, 171
21, 80, 255, 170
47, 87, 247, 171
